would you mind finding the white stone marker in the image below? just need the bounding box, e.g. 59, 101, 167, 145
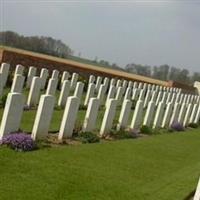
97, 84, 106, 104
194, 104, 200, 124
144, 90, 152, 108
122, 80, 128, 89
0, 93, 25, 139
183, 103, 193, 127
51, 69, 59, 79
161, 102, 173, 128
27, 77, 42, 107
138, 89, 145, 101
26, 66, 37, 88
189, 104, 198, 124
152, 84, 156, 91
10, 75, 25, 93
143, 101, 155, 126
116, 79, 122, 88
130, 100, 144, 129
0, 74, 3, 97
15, 64, 24, 75
74, 82, 84, 99
194, 177, 200, 200
70, 73, 79, 90
61, 71, 70, 83
161, 92, 168, 103
169, 103, 180, 126
147, 84, 152, 90
178, 103, 187, 124
156, 91, 163, 106
46, 78, 58, 96
182, 94, 187, 104
128, 81, 133, 88
179, 94, 184, 104
89, 75, 95, 84
58, 96, 80, 139
143, 83, 147, 91
132, 88, 139, 100
117, 99, 132, 130
151, 91, 158, 102
153, 102, 165, 129
115, 86, 124, 104
58, 80, 70, 108
0, 63, 10, 87
166, 92, 173, 104
110, 78, 116, 86
31, 95, 55, 140
133, 81, 138, 89
100, 99, 117, 136
170, 93, 176, 104
138, 82, 143, 90
84, 83, 95, 106
40, 68, 49, 90
106, 86, 116, 105
175, 92, 181, 103
124, 87, 131, 100
103, 77, 110, 91
82, 98, 100, 132
95, 76, 102, 92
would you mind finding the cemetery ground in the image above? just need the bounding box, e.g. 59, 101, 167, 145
0, 88, 200, 200
0, 128, 200, 200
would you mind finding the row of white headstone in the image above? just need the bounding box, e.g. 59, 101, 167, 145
0, 63, 199, 141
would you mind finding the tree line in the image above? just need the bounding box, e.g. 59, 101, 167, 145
0, 31, 199, 84
0, 31, 73, 58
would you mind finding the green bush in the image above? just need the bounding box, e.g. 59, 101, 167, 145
1, 93, 8, 107
140, 125, 153, 135
109, 129, 138, 139
79, 104, 87, 110
188, 123, 198, 129
78, 132, 100, 144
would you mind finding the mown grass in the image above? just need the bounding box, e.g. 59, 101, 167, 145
0, 129, 200, 200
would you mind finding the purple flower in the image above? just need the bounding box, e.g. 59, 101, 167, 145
170, 122, 185, 132
0, 133, 37, 151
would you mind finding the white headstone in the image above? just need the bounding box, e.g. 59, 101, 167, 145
27, 77, 42, 107
58, 80, 70, 108
0, 93, 25, 139
46, 78, 58, 96
130, 100, 144, 129
26, 66, 37, 88
82, 98, 100, 132
70, 73, 79, 90
0, 63, 10, 87
15, 64, 24, 75
58, 96, 80, 139
10, 75, 25, 93
74, 82, 84, 99
84, 83, 95, 106
100, 99, 117, 136
161, 102, 173, 128
153, 102, 165, 129
40, 68, 49, 90
117, 99, 132, 130
32, 95, 55, 140
143, 101, 155, 126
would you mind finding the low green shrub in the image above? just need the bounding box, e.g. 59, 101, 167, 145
140, 125, 153, 135
78, 132, 100, 143
188, 123, 198, 129
1, 93, 8, 107
79, 104, 87, 110
109, 129, 138, 139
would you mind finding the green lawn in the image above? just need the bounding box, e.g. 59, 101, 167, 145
0, 129, 200, 200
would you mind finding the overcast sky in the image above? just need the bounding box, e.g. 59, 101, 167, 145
1, 0, 200, 72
